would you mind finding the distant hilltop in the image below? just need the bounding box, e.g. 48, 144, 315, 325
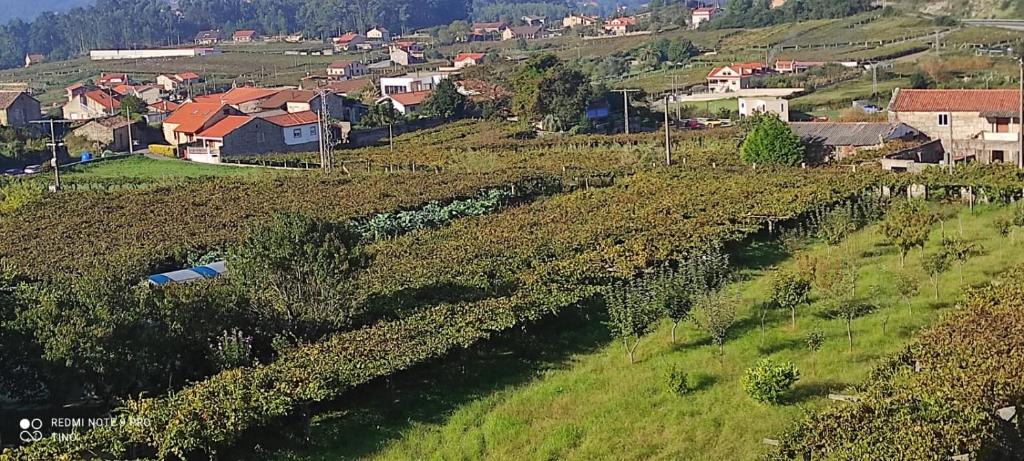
0, 0, 94, 23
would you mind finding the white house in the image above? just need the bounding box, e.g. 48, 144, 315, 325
739, 97, 789, 121
326, 60, 368, 79
367, 27, 390, 42
380, 73, 449, 96
379, 91, 432, 115
691, 7, 720, 28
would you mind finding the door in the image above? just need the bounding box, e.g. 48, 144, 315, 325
993, 150, 1005, 163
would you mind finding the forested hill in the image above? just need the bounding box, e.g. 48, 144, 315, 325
0, 0, 93, 23
0, 0, 568, 70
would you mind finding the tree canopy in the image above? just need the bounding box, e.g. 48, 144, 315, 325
740, 114, 806, 166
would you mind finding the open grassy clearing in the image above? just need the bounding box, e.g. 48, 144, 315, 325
62, 155, 270, 180
275, 202, 1020, 461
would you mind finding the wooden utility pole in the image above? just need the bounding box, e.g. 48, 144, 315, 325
612, 89, 641, 135
31, 119, 72, 192
664, 96, 672, 166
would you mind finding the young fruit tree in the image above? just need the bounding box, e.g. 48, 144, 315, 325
742, 358, 800, 404
692, 289, 738, 356
605, 279, 661, 364
892, 270, 920, 316
878, 200, 936, 267
816, 206, 857, 251
920, 250, 951, 300
942, 236, 977, 285
770, 269, 811, 329
654, 250, 729, 343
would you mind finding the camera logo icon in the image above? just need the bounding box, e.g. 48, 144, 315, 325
19, 418, 43, 443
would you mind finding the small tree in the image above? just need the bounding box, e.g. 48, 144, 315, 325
942, 236, 977, 285
995, 216, 1013, 240
805, 329, 824, 353
892, 270, 920, 316
742, 358, 800, 404
740, 114, 805, 166
119, 94, 146, 119
819, 261, 866, 351
692, 289, 737, 356
605, 280, 661, 364
920, 250, 951, 300
816, 206, 857, 254
655, 250, 729, 343
879, 200, 936, 267
770, 269, 811, 329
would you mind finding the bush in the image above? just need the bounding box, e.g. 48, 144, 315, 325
742, 358, 800, 404
665, 365, 690, 395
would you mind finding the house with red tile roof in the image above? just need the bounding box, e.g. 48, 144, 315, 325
774, 60, 827, 73
113, 84, 162, 104
157, 72, 203, 92
162, 102, 242, 147
706, 63, 766, 93
603, 17, 638, 36
186, 111, 322, 160
378, 90, 432, 115
233, 30, 259, 43
193, 87, 283, 113
97, 73, 130, 88
453, 53, 486, 69
888, 88, 1023, 165
333, 33, 367, 51
63, 89, 122, 120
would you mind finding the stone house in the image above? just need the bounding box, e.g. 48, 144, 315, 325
71, 116, 144, 152
888, 88, 1022, 165
257, 89, 348, 120
189, 111, 321, 159
790, 121, 921, 161
0, 92, 41, 128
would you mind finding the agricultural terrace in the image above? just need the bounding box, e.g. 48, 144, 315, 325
4, 128, 1024, 460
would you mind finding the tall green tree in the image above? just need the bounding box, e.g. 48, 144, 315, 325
422, 79, 466, 119
511, 54, 592, 131
740, 114, 805, 166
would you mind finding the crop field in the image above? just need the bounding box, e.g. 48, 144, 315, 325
4, 111, 1024, 461
276, 204, 1023, 461
63, 155, 267, 180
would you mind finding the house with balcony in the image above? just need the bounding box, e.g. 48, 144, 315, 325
706, 63, 766, 93
380, 73, 448, 96
162, 102, 241, 149
888, 88, 1022, 165
62, 87, 121, 120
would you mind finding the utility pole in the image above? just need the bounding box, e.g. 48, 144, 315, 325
672, 75, 680, 120
126, 105, 134, 154
31, 119, 72, 192
663, 96, 672, 166
612, 89, 641, 135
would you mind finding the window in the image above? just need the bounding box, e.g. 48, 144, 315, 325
257, 132, 265, 143
309, 126, 317, 136
937, 113, 950, 126
292, 128, 302, 138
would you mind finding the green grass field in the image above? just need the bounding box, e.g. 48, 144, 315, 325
274, 203, 1022, 461
63, 155, 272, 180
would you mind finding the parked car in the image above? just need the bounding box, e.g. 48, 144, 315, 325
22, 165, 41, 174
680, 119, 705, 130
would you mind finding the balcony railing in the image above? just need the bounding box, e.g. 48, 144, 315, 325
982, 132, 1020, 142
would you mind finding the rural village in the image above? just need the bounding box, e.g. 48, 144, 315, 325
2, 0, 1024, 460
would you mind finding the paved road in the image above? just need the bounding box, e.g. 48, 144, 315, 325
962, 19, 1024, 31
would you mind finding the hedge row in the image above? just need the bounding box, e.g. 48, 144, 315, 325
768, 266, 1024, 460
